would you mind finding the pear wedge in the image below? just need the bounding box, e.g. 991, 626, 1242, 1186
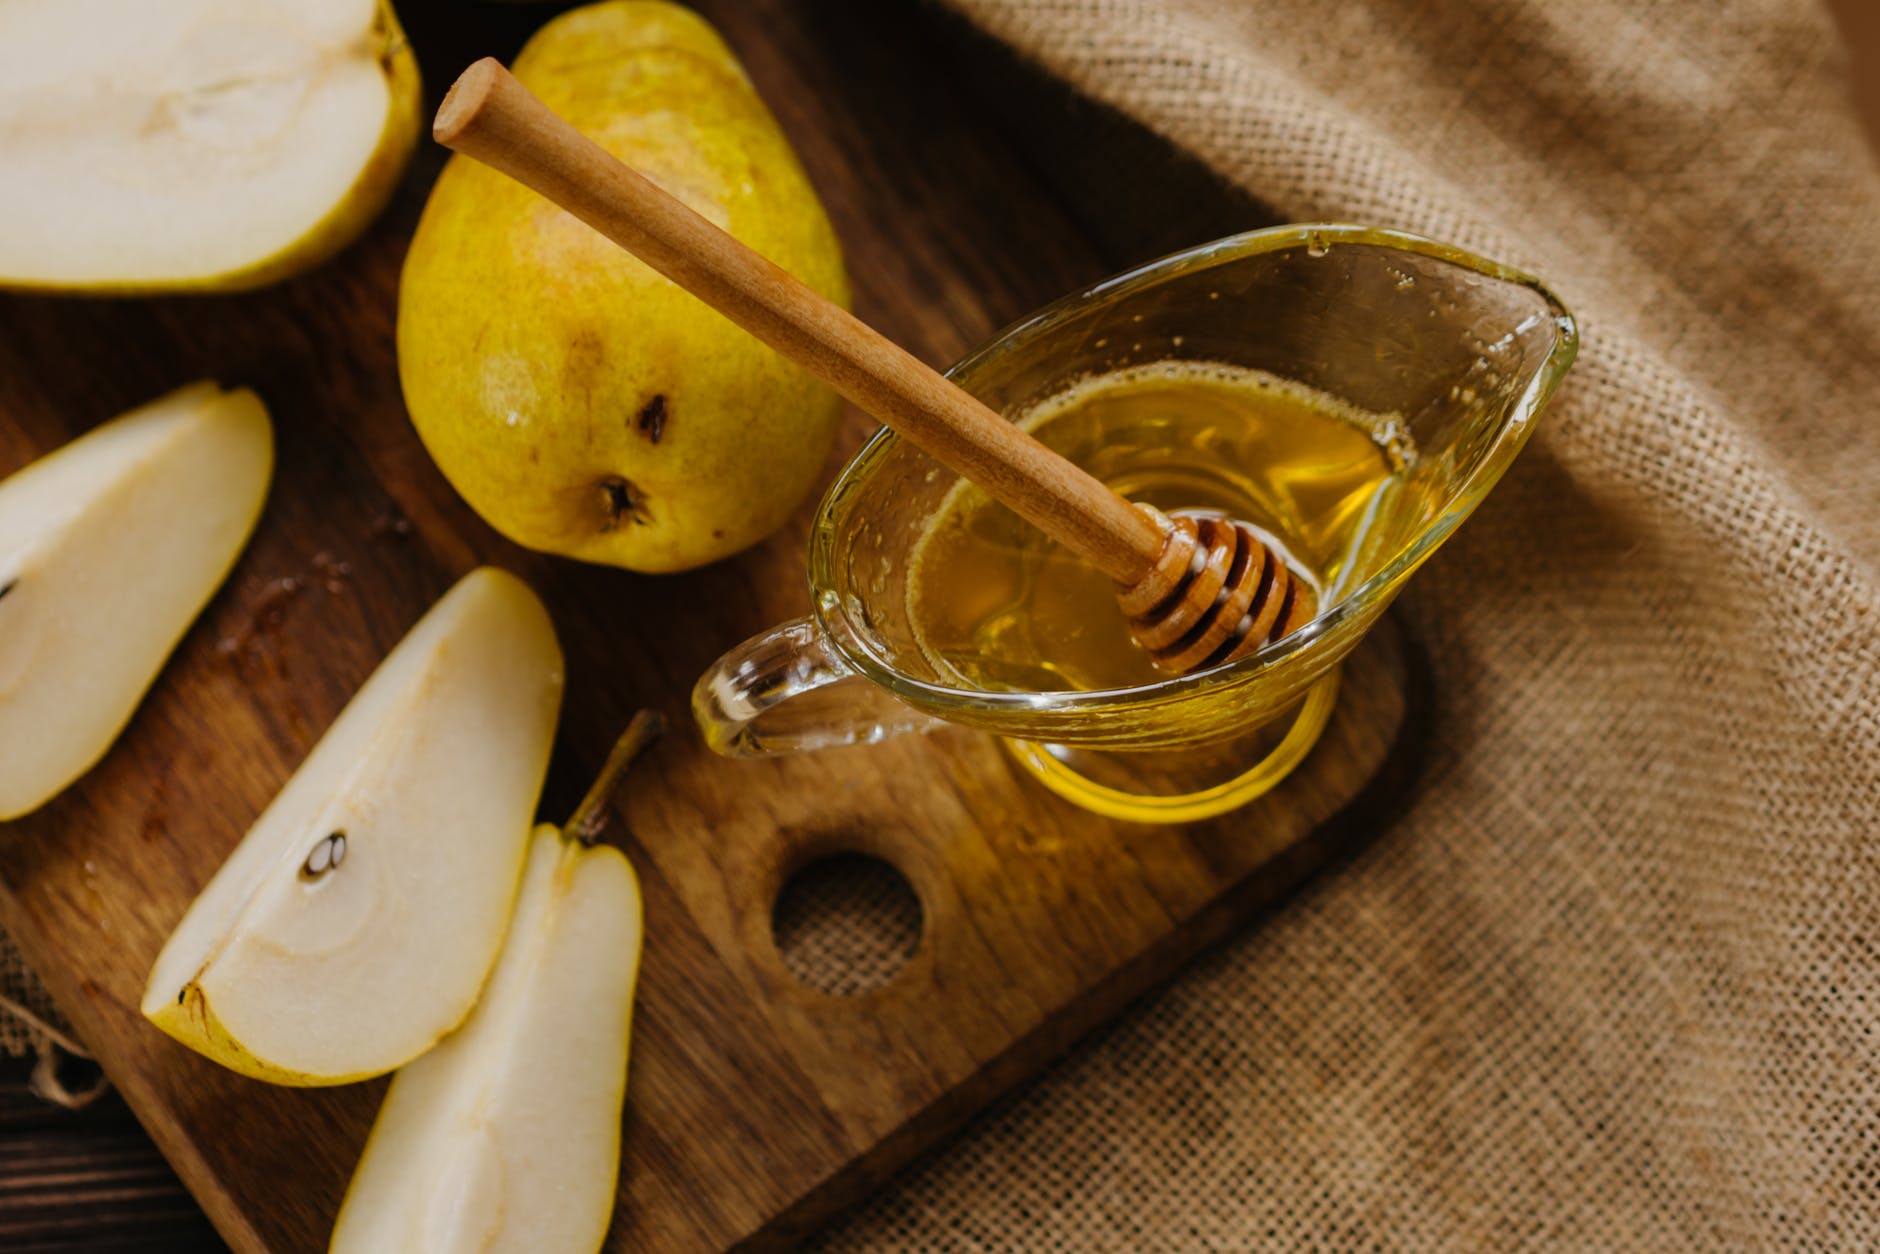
330, 825, 643, 1254
0, 383, 272, 820
0, 0, 420, 293
142, 568, 564, 1085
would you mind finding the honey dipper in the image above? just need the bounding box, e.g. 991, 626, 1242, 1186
433, 60, 1317, 674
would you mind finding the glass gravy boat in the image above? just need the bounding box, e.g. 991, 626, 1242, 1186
694, 225, 1576, 821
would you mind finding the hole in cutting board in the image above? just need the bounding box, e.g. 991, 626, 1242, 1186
772, 853, 922, 995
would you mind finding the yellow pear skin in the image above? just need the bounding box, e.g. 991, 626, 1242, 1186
398, 0, 850, 572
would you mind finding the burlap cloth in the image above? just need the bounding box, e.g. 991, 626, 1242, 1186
809, 0, 1880, 1247
6, 0, 1877, 1244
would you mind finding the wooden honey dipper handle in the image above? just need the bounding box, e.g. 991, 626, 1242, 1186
434, 59, 1165, 587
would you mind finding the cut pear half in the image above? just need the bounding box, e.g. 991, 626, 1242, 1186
142, 568, 565, 1085
0, 0, 421, 292
330, 824, 643, 1253
0, 382, 273, 820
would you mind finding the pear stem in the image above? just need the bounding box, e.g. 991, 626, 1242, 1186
564, 710, 665, 846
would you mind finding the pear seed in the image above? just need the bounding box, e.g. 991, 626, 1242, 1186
302, 831, 347, 880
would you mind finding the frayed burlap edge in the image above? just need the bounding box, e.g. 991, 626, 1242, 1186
0, 931, 107, 1108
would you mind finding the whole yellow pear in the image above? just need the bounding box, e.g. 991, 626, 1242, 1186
398, 0, 850, 572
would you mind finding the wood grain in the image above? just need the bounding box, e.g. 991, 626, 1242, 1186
0, 1064, 213, 1254
0, 2, 1425, 1251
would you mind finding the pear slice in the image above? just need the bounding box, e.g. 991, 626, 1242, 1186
142, 568, 564, 1085
0, 383, 273, 820
0, 0, 420, 292
330, 834, 643, 1254
331, 717, 657, 1254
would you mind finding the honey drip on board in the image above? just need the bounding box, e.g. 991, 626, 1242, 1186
907, 361, 1414, 694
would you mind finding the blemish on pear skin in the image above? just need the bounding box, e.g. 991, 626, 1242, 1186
635, 394, 668, 444
599, 477, 650, 531
564, 330, 606, 409
0, 578, 14, 603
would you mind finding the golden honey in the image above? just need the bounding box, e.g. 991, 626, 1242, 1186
908, 361, 1414, 694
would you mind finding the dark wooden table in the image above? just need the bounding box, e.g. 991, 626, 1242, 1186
0, 1, 1273, 1249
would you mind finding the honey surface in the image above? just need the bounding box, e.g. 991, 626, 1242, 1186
908, 361, 1411, 693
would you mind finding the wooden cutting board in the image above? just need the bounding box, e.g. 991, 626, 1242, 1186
0, 2, 1428, 1250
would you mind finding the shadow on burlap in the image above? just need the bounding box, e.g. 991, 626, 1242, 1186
798, 0, 1880, 1248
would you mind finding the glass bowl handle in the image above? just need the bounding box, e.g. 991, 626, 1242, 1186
692, 617, 943, 757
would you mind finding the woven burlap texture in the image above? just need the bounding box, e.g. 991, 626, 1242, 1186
0, 931, 61, 1057
807, 0, 1880, 1248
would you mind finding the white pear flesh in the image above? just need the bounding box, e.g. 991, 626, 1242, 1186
0, 382, 272, 820
0, 0, 420, 292
331, 826, 642, 1254
141, 568, 564, 1085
